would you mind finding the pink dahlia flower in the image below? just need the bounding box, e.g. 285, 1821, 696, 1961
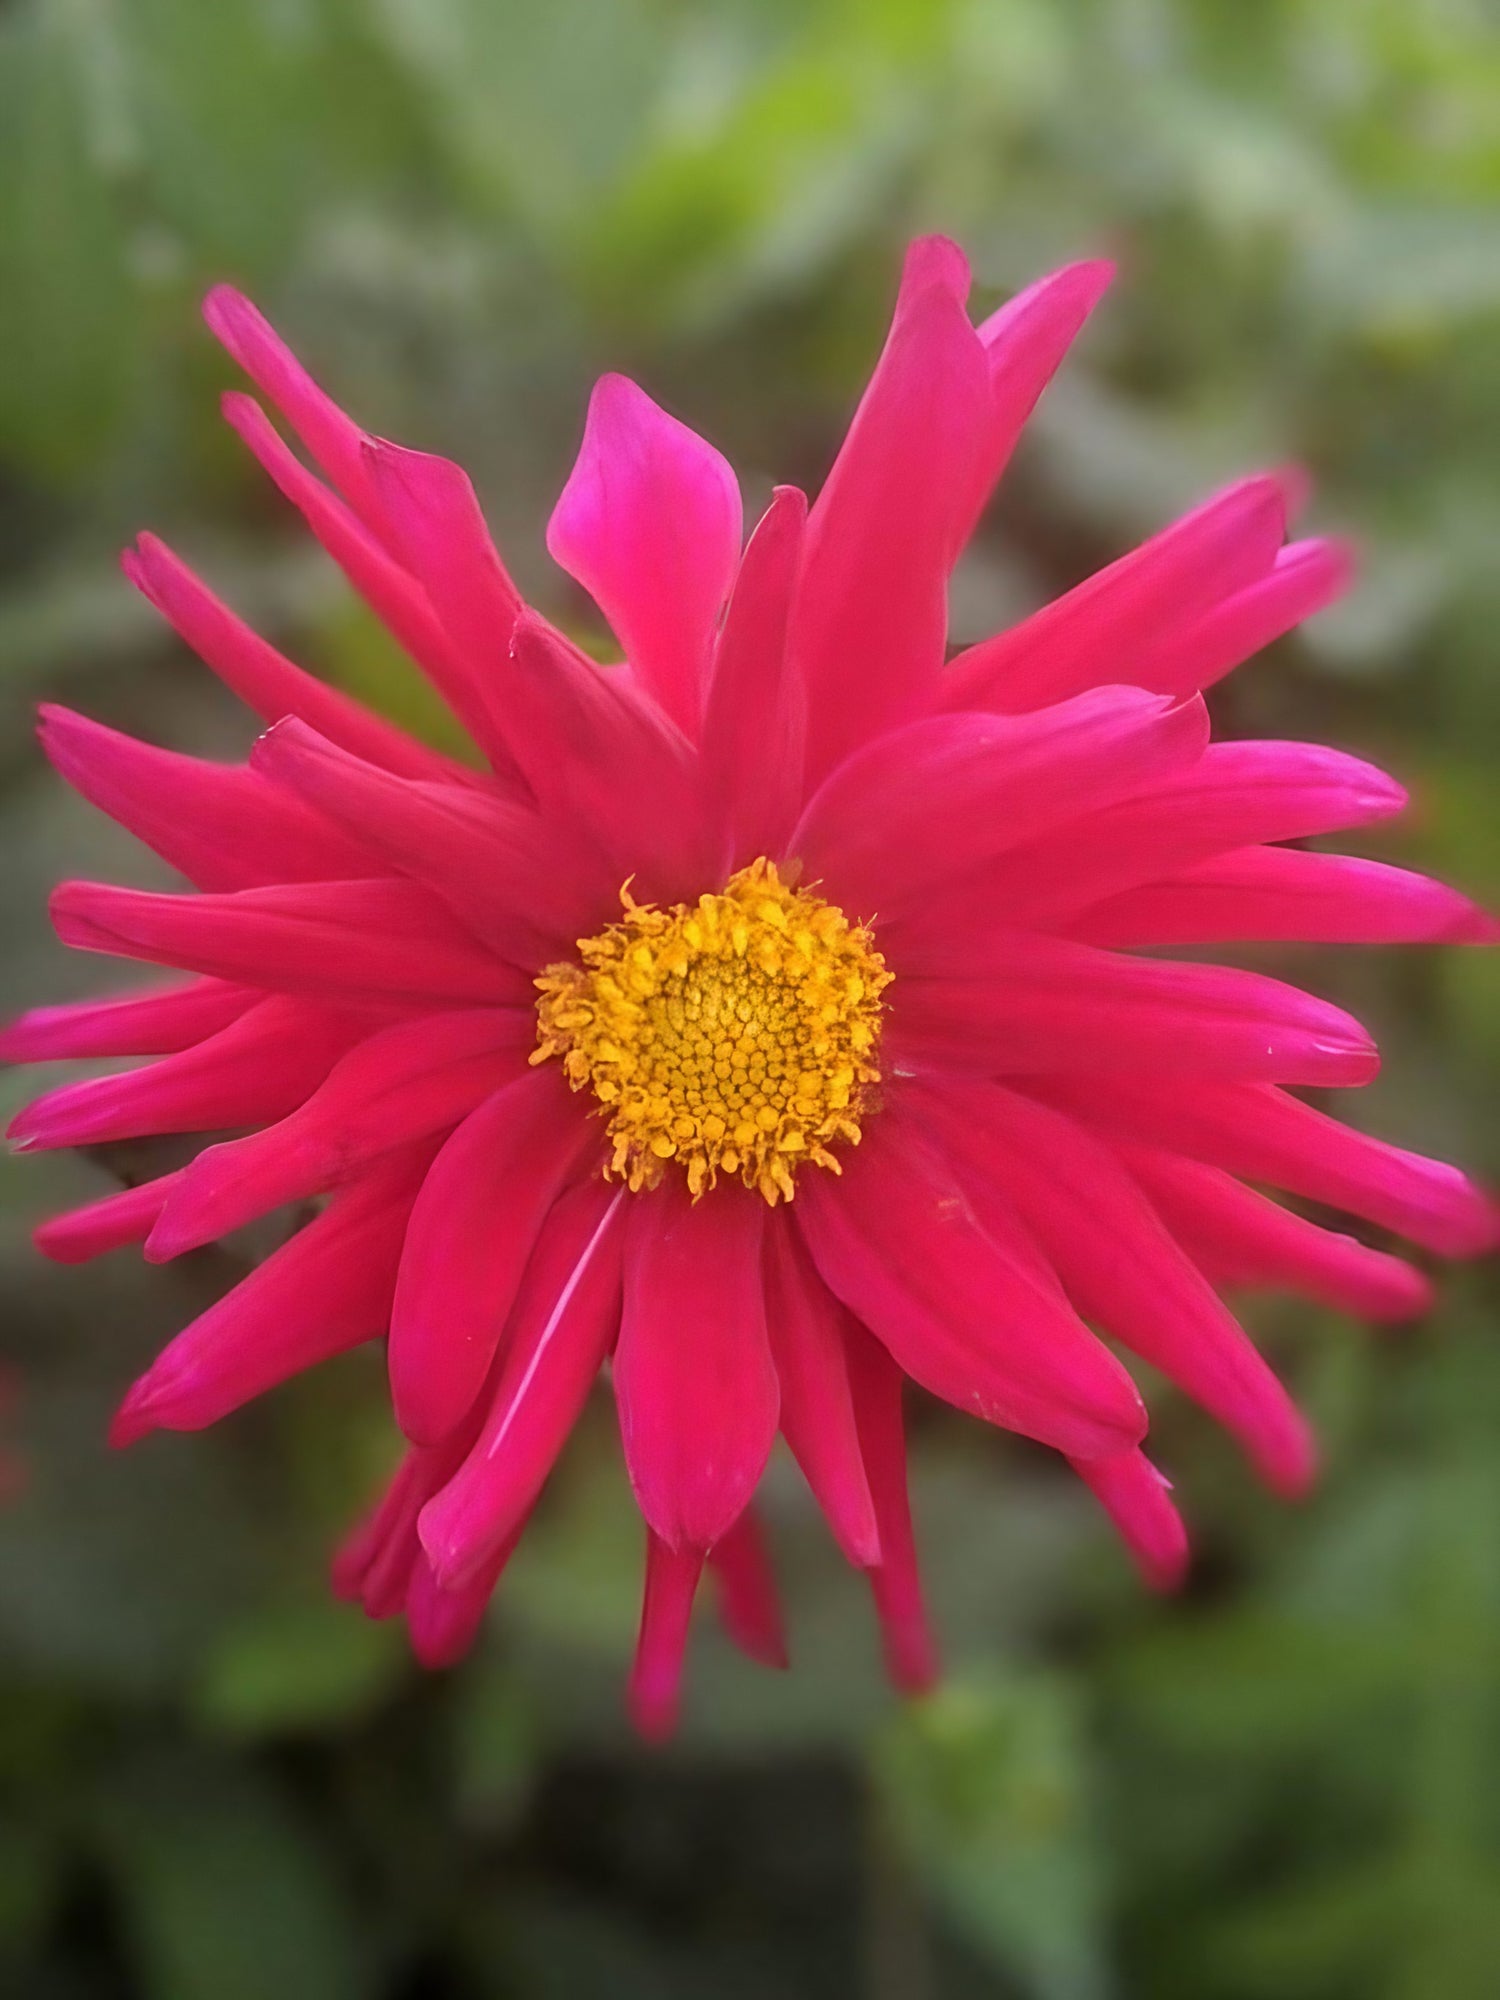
6, 238, 1496, 1736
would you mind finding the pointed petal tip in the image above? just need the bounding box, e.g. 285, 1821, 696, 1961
107, 1382, 158, 1450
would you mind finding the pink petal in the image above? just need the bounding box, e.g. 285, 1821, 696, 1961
944, 473, 1291, 712
938, 738, 1409, 932
844, 1325, 937, 1694
892, 932, 1379, 1089
762, 1221, 881, 1568
388, 1068, 595, 1446
38, 705, 377, 892
916, 1079, 1314, 1492
1121, 1143, 1434, 1322
699, 486, 809, 871
122, 534, 469, 786
793, 687, 1209, 920
1069, 1449, 1190, 1591
1135, 538, 1355, 696
252, 717, 612, 965
796, 238, 993, 777
1031, 1074, 1499, 1260
419, 1182, 626, 1589
7, 997, 363, 1152
961, 259, 1116, 541
334, 1426, 477, 1617
147, 1007, 535, 1258
404, 1537, 519, 1670
546, 374, 742, 735
35, 1172, 184, 1265
110, 1156, 425, 1444
614, 1182, 779, 1551
628, 1532, 705, 1741
794, 1096, 1147, 1459
1068, 846, 1499, 947
50, 878, 528, 1008
0, 978, 253, 1062
222, 393, 511, 770
708, 1508, 789, 1670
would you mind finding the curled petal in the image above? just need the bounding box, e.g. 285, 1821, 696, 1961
844, 1326, 937, 1694
614, 1182, 779, 1552
547, 373, 742, 736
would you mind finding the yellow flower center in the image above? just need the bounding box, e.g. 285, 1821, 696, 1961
532, 859, 892, 1204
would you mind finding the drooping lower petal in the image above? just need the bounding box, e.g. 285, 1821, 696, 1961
419, 1181, 626, 1589
614, 1182, 779, 1552
628, 1532, 705, 1741
762, 1221, 881, 1568
708, 1508, 789, 1670
1069, 1449, 1190, 1591
843, 1325, 937, 1694
915, 1079, 1314, 1492
794, 1098, 1147, 1460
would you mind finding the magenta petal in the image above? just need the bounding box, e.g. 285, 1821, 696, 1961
122, 534, 469, 786
37, 704, 377, 892
1070, 1449, 1191, 1591
762, 1221, 881, 1569
614, 1182, 779, 1552
917, 1079, 1314, 1493
892, 933, 1379, 1089
1136, 537, 1355, 696
35, 1172, 184, 1265
628, 1532, 705, 1742
419, 1182, 626, 1589
1033, 1074, 1498, 1260
945, 472, 1290, 713
222, 394, 510, 771
1121, 1144, 1435, 1323
111, 1158, 423, 1444
252, 717, 611, 964
708, 1508, 789, 1670
0, 978, 253, 1063
404, 1538, 518, 1670
949, 738, 1409, 931
8, 998, 363, 1153
51, 878, 528, 1009
1069, 846, 1500, 948
700, 486, 809, 870
794, 1098, 1147, 1458
796, 238, 992, 777
546, 374, 742, 736
844, 1325, 938, 1695
389, 1068, 595, 1446
148, 1008, 535, 1258
794, 687, 1208, 919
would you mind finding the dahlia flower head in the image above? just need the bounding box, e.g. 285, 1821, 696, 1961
7, 237, 1496, 1737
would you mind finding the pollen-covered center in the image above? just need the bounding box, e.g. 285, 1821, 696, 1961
532, 859, 892, 1204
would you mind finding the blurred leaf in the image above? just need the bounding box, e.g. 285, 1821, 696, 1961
193, 1594, 407, 1739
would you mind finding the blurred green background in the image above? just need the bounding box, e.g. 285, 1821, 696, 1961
2, 1, 1497, 1995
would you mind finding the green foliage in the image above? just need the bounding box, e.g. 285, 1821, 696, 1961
1, 0, 1496, 1995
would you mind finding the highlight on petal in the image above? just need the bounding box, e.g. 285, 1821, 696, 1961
546, 373, 742, 736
